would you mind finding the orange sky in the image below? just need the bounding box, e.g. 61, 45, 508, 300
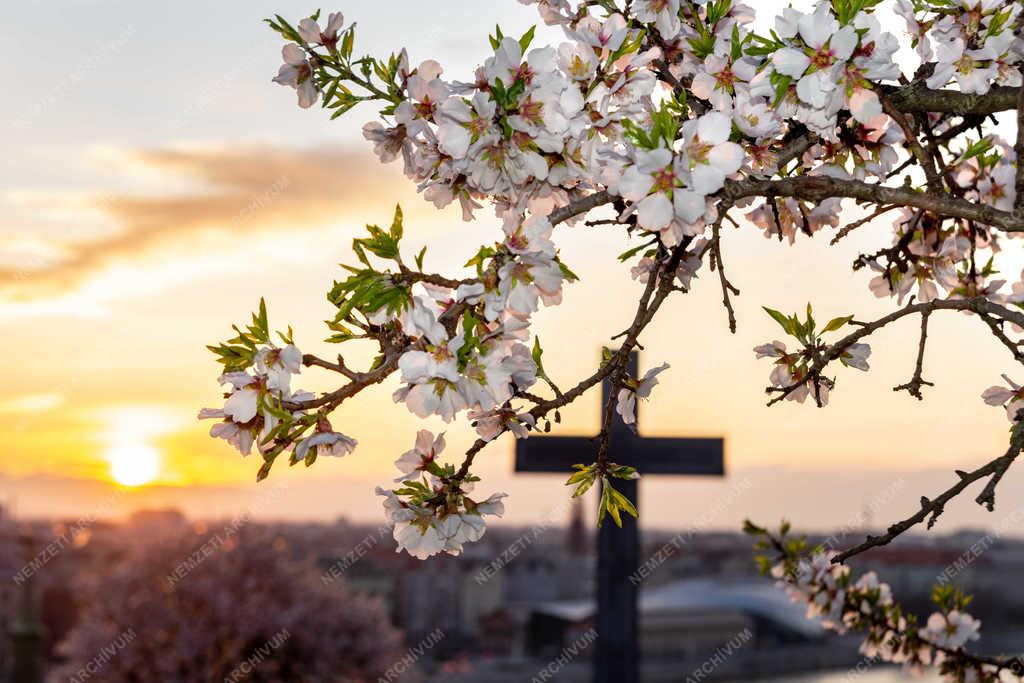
3, 0, 1023, 536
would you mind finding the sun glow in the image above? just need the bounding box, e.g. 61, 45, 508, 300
107, 443, 161, 486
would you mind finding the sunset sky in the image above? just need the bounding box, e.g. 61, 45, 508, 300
3, 0, 1023, 537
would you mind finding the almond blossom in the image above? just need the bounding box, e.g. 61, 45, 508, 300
255, 344, 302, 393
981, 375, 1024, 421
468, 406, 536, 440
293, 429, 357, 462
272, 44, 318, 108
297, 11, 344, 49
199, 372, 275, 457
633, 0, 680, 40
616, 362, 669, 426
394, 429, 445, 481
921, 611, 982, 650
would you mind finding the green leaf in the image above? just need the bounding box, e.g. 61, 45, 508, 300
341, 28, 354, 59
822, 315, 854, 333
492, 77, 507, 107
617, 242, 652, 262
557, 258, 579, 282
532, 337, 546, 376
771, 73, 793, 107
464, 245, 497, 275
518, 25, 536, 52
742, 519, 767, 535
390, 203, 404, 240
256, 459, 274, 482
505, 78, 526, 105
566, 463, 598, 498
599, 486, 617, 527
609, 486, 638, 519
609, 464, 638, 480
762, 307, 794, 335
414, 246, 427, 271
256, 298, 269, 339
597, 479, 638, 528
572, 478, 596, 498
565, 469, 592, 485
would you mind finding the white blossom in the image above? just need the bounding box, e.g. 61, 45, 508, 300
273, 44, 318, 108
616, 362, 669, 425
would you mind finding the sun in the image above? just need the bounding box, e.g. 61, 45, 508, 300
107, 443, 161, 486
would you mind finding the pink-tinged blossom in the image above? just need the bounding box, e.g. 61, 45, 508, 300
273, 44, 318, 108
468, 407, 536, 440
681, 112, 745, 195
634, 0, 681, 40
256, 344, 302, 394
569, 13, 629, 55
691, 51, 758, 112
982, 375, 1024, 421
293, 430, 357, 462
840, 343, 871, 371
921, 611, 981, 650
362, 121, 413, 171
617, 146, 681, 232
297, 12, 344, 49
394, 429, 445, 481
616, 362, 669, 425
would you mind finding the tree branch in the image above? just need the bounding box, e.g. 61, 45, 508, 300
1015, 77, 1024, 212
710, 210, 739, 333
880, 84, 1020, 116
302, 353, 361, 380
833, 427, 1024, 564
550, 190, 613, 226
830, 205, 900, 245
881, 94, 943, 193
767, 297, 1024, 406
724, 175, 1024, 232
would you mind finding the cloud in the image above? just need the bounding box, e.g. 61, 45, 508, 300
0, 144, 404, 301
0, 393, 65, 415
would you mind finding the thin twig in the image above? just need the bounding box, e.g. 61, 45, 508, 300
892, 310, 933, 399
711, 211, 739, 333
831, 205, 899, 245
302, 353, 361, 381
881, 94, 943, 193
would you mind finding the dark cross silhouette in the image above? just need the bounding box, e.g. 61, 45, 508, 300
515, 351, 724, 683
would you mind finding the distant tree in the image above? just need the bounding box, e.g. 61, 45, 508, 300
0, 521, 82, 675
0, 522, 17, 675
50, 526, 403, 682
199, 0, 1024, 679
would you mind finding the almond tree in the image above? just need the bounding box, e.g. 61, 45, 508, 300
200, 2, 1024, 678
